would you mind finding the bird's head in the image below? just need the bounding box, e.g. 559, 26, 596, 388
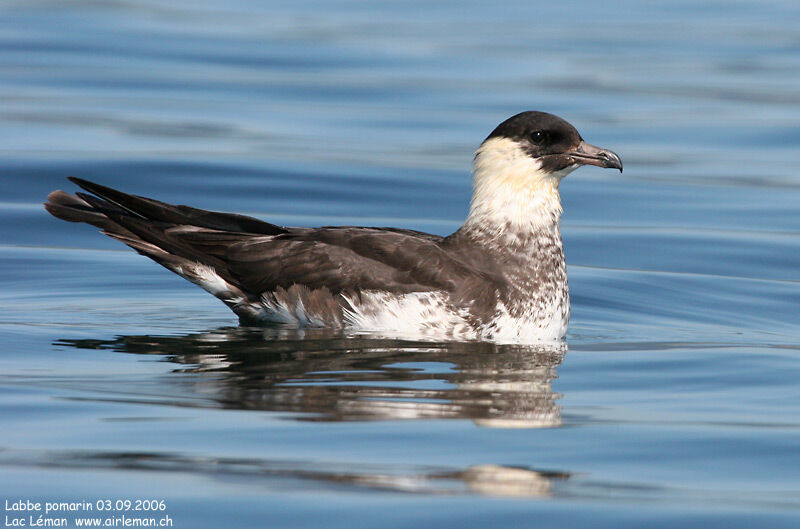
482, 111, 622, 175
467, 111, 622, 233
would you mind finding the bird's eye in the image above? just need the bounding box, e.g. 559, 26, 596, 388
530, 130, 547, 144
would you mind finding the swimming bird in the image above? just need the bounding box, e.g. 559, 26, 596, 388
45, 111, 621, 342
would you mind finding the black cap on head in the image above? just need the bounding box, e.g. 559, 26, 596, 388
484, 111, 622, 173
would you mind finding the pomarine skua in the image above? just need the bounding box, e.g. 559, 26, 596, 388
45, 111, 622, 343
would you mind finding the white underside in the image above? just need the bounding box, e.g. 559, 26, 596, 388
186, 260, 568, 343
342, 291, 473, 340
343, 291, 568, 344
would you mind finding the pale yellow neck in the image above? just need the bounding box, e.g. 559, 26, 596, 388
464, 137, 574, 236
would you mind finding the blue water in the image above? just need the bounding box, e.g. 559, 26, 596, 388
2, 1, 800, 527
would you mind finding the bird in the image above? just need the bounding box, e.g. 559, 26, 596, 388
45, 111, 622, 343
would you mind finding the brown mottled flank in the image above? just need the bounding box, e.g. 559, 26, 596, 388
44, 111, 620, 342
446, 217, 568, 334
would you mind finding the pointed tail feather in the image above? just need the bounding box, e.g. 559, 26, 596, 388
67, 177, 288, 235
44, 179, 270, 324
45, 190, 137, 237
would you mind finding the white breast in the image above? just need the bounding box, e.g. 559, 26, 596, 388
478, 299, 569, 343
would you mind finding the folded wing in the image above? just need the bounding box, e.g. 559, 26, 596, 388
45, 178, 493, 323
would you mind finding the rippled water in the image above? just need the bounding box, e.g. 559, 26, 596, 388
2, 1, 800, 527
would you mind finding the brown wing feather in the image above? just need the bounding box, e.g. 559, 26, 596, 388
222, 228, 486, 295
45, 179, 495, 305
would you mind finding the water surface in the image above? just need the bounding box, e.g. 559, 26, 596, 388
1, 1, 800, 527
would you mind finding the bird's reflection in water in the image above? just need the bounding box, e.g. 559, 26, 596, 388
57, 327, 566, 428
52, 328, 571, 497
3, 450, 570, 498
